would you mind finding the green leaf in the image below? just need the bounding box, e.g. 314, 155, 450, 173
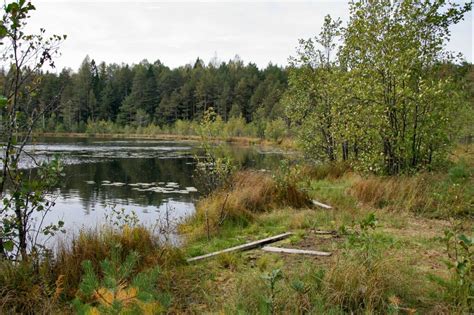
0, 95, 7, 109
458, 234, 472, 246
3, 240, 14, 251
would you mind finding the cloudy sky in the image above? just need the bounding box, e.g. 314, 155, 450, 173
27, 0, 473, 71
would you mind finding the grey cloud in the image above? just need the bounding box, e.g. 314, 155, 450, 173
26, 1, 472, 71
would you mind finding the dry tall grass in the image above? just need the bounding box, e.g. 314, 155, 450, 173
182, 170, 312, 237
350, 167, 473, 217
350, 175, 433, 212
0, 260, 66, 314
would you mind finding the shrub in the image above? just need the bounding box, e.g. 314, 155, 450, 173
139, 123, 162, 135
273, 160, 313, 208
264, 118, 287, 142
85, 120, 116, 135
430, 227, 474, 313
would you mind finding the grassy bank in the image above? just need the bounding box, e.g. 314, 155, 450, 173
33, 131, 297, 149
36, 116, 295, 147
0, 146, 472, 314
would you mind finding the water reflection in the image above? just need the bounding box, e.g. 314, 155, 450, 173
30, 137, 285, 235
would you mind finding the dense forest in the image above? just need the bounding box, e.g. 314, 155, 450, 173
0, 56, 288, 132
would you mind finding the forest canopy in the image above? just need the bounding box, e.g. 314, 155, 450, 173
0, 56, 287, 132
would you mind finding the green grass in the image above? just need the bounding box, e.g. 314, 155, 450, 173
2, 153, 473, 314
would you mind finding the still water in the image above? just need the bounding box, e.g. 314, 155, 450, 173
24, 137, 284, 239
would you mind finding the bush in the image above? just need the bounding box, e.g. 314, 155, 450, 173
430, 227, 474, 313
223, 116, 247, 138
173, 119, 194, 135
264, 118, 287, 142
138, 123, 162, 135
85, 119, 115, 135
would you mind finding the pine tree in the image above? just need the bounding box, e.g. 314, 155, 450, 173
73, 245, 167, 314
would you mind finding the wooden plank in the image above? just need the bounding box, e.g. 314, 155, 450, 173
186, 232, 293, 262
262, 246, 332, 257
312, 200, 332, 209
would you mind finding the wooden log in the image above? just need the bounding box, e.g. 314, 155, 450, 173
262, 246, 332, 257
312, 200, 332, 209
187, 232, 293, 263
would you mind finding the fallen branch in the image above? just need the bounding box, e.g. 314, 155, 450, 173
187, 232, 293, 262
262, 246, 332, 256
312, 200, 332, 209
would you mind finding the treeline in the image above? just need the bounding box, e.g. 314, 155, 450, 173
0, 56, 287, 134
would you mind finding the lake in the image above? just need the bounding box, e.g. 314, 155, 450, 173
22, 137, 285, 242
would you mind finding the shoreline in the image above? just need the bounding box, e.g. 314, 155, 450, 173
32, 132, 297, 149
33, 132, 264, 145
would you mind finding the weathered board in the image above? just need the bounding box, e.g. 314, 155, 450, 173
262, 246, 332, 256
186, 232, 293, 263
312, 200, 333, 209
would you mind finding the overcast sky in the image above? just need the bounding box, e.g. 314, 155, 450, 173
27, 0, 473, 71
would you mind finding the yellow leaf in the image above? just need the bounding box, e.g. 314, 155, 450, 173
94, 287, 114, 306
116, 286, 138, 305
54, 274, 65, 300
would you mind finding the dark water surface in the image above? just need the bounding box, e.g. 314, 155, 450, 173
25, 137, 285, 239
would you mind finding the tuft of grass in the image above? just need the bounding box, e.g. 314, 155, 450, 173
216, 252, 242, 271
182, 170, 311, 238
350, 175, 430, 210
0, 260, 65, 314
323, 252, 419, 313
